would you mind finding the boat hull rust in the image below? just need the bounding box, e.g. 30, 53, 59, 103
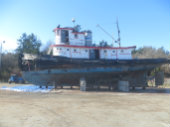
22, 63, 162, 86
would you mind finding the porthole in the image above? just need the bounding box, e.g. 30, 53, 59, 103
74, 34, 78, 38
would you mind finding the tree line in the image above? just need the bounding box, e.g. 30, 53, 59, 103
0, 33, 169, 81
132, 46, 170, 76
0, 33, 42, 81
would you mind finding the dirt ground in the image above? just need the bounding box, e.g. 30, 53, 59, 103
0, 83, 170, 127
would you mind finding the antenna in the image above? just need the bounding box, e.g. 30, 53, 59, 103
96, 24, 115, 46
116, 18, 121, 47
72, 18, 76, 26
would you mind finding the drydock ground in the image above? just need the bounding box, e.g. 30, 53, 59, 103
0, 83, 170, 127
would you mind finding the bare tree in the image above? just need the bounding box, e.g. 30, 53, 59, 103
41, 40, 54, 54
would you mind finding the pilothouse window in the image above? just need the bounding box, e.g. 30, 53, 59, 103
61, 30, 69, 43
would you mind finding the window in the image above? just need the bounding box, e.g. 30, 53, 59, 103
104, 50, 107, 53
121, 49, 124, 53
67, 49, 69, 51
85, 49, 88, 52
74, 49, 76, 52
60, 48, 62, 50
74, 34, 78, 38
61, 30, 69, 43
112, 50, 115, 53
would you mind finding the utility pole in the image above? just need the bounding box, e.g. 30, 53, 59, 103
0, 41, 5, 69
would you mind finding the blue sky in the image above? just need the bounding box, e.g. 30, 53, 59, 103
0, 0, 169, 52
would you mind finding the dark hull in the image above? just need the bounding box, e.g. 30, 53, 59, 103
20, 55, 170, 70
22, 58, 170, 87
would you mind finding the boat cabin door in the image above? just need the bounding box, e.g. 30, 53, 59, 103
94, 49, 100, 59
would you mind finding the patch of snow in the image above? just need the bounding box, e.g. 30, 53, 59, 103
0, 85, 54, 92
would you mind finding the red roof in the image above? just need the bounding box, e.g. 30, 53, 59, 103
51, 44, 136, 49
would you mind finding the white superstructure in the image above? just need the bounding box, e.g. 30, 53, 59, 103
48, 25, 136, 60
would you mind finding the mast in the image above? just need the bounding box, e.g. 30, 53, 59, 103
116, 19, 121, 47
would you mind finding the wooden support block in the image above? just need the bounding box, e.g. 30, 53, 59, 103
118, 81, 129, 92
80, 77, 86, 91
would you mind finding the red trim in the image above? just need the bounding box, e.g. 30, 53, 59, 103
51, 44, 97, 49
53, 28, 73, 32
51, 44, 136, 50
72, 32, 85, 35
100, 46, 136, 49
53, 28, 85, 35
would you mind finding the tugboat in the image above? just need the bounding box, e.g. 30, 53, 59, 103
20, 24, 136, 71
19, 22, 170, 90
48, 24, 136, 60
